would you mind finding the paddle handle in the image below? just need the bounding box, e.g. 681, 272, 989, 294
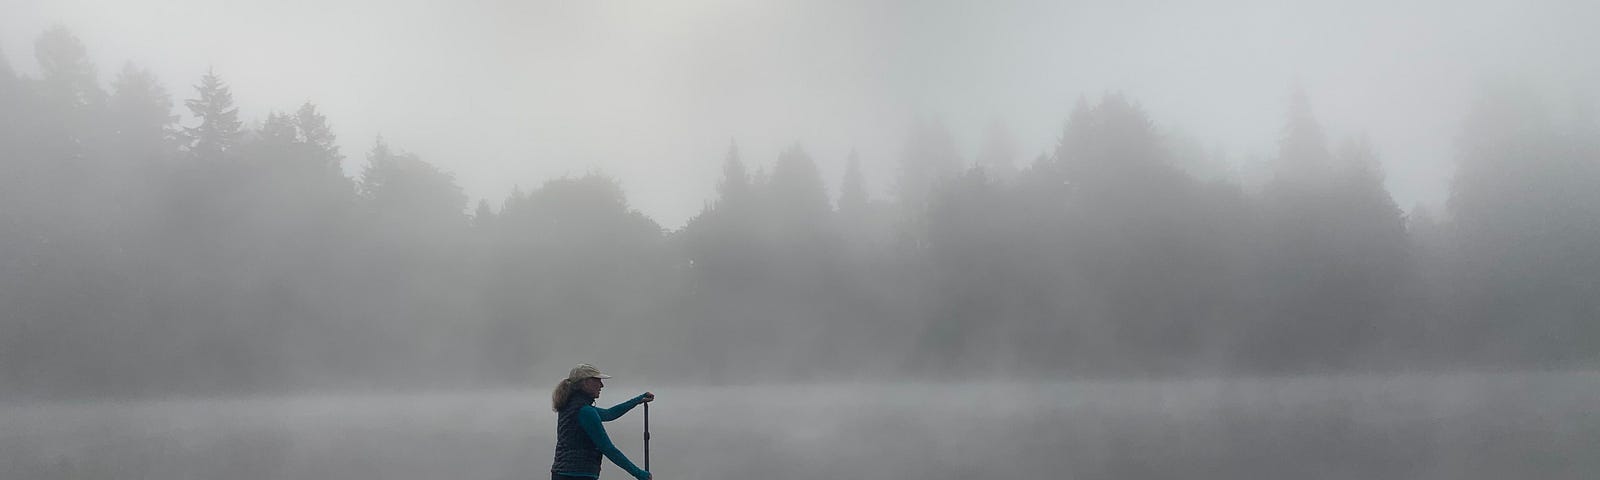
643, 402, 650, 471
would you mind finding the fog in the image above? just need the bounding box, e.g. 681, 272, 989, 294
7, 374, 1598, 479
2, 0, 1598, 478
8, 0, 1598, 225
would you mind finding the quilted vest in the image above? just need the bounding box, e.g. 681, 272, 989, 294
551, 392, 602, 475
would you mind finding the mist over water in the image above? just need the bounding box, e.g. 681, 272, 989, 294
4, 1, 1600, 478
6, 373, 1597, 479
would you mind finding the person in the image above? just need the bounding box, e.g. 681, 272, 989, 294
551, 364, 654, 480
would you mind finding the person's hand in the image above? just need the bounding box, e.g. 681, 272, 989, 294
639, 392, 655, 403
633, 469, 651, 480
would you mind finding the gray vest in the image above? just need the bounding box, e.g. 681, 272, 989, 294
551, 392, 602, 475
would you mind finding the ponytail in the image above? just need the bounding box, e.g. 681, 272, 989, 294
551, 378, 577, 412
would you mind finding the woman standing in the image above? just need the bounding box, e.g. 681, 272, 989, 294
551, 364, 654, 480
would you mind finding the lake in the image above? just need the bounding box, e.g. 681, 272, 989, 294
3, 371, 1595, 479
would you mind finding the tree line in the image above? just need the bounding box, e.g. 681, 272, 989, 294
1, 28, 1595, 399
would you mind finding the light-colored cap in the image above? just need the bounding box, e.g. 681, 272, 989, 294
567, 364, 612, 381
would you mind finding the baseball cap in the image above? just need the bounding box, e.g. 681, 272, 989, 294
567, 364, 613, 381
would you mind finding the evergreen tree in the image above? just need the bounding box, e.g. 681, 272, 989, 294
681, 143, 763, 290
35, 26, 103, 112
1256, 89, 1410, 369
1330, 136, 1412, 358
1447, 86, 1600, 364
975, 119, 1019, 181
837, 149, 869, 217
920, 166, 1008, 370
259, 111, 299, 146
32, 27, 105, 167
1273, 86, 1334, 187
0, 43, 13, 81
715, 141, 751, 208
835, 148, 894, 251
0, 45, 23, 151
295, 102, 342, 172
359, 137, 466, 227
0, 43, 21, 112
1049, 94, 1218, 371
472, 199, 496, 229
1054, 93, 1183, 206
896, 117, 961, 214
183, 69, 242, 159
768, 143, 831, 224
108, 63, 177, 161
487, 174, 667, 376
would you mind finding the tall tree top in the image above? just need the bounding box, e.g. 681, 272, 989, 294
296, 102, 342, 171
183, 68, 242, 159
473, 199, 496, 222
716, 141, 750, 206
1275, 85, 1333, 183
770, 143, 830, 221
838, 148, 869, 215
896, 116, 961, 209
1053, 93, 1178, 203
976, 119, 1018, 181
110, 63, 174, 121
35, 26, 103, 110
260, 111, 299, 145
109, 63, 177, 155
360, 136, 466, 222
0, 43, 14, 80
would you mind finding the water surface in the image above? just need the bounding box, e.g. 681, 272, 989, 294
4, 371, 1595, 479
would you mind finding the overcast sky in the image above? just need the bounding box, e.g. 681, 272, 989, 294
4, 0, 1597, 227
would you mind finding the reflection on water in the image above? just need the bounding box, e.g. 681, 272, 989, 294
3, 372, 1596, 480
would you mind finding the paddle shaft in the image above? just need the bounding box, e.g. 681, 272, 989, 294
643, 402, 650, 471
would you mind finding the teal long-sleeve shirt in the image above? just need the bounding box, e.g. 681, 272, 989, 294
560, 393, 649, 479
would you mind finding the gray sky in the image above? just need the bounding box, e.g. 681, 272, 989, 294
4, 0, 1596, 227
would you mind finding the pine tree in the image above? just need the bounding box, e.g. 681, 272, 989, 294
472, 199, 496, 230
1053, 93, 1179, 206
837, 149, 869, 216
975, 120, 1018, 181
1331, 136, 1410, 332
715, 141, 750, 207
33, 27, 105, 160
895, 117, 961, 213
259, 111, 299, 146
1256, 88, 1410, 369
359, 136, 466, 227
108, 63, 177, 160
35, 26, 103, 111
834, 148, 891, 252
0, 43, 13, 79
0, 42, 18, 99
1446, 86, 1600, 364
183, 69, 242, 159
769, 143, 830, 223
295, 102, 342, 172
1273, 86, 1334, 187
681, 142, 762, 293
0, 45, 22, 144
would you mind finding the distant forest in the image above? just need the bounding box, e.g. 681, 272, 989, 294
2, 28, 1596, 399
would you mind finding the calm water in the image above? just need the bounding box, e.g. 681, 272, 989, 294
3, 371, 1596, 480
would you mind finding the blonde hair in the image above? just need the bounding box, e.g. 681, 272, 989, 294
551, 377, 580, 412
552, 364, 608, 411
